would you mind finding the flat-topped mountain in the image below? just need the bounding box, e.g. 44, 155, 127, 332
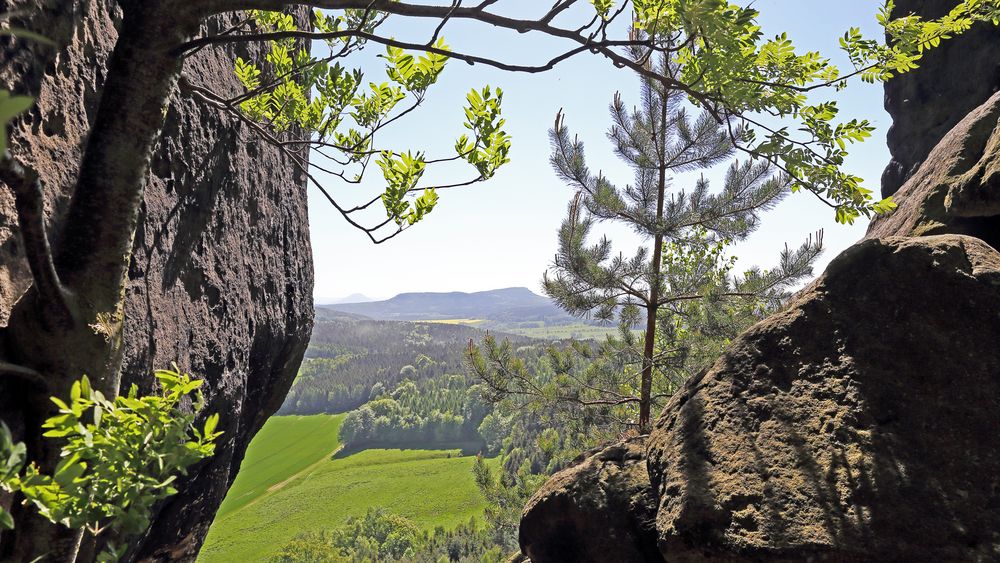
324, 287, 572, 322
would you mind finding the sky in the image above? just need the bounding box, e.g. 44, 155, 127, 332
308, 1, 891, 302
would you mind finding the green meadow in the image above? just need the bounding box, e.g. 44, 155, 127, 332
199, 414, 492, 563
504, 323, 619, 340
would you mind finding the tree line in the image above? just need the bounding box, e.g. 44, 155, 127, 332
267, 508, 504, 563
338, 375, 491, 449
280, 314, 525, 415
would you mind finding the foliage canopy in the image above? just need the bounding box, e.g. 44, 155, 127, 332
221, 0, 1000, 240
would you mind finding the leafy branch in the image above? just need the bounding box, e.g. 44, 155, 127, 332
0, 369, 221, 562
174, 1, 1000, 231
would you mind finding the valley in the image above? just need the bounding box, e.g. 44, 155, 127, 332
1, 3, 993, 562
199, 415, 493, 562
201, 291, 603, 561
322, 287, 616, 339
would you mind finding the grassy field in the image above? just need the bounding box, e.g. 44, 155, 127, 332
415, 318, 618, 340
214, 414, 346, 518
497, 323, 619, 340
199, 415, 492, 563
413, 318, 484, 325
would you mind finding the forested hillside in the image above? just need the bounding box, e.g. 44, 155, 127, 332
280, 313, 531, 414
204, 309, 577, 560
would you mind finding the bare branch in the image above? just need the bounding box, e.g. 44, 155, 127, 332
180, 28, 621, 75
188, 1, 706, 103
0, 152, 73, 328
429, 0, 461, 44
180, 15, 253, 60
542, 0, 579, 24
181, 77, 412, 244
0, 360, 48, 390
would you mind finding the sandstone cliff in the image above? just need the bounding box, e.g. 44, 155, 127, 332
882, 0, 1000, 197
0, 2, 313, 559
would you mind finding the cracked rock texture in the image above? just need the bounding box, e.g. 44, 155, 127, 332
0, 2, 313, 560
868, 91, 1000, 245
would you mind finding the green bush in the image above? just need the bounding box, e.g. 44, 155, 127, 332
0, 369, 221, 561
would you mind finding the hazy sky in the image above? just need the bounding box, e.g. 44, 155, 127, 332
308, 1, 890, 302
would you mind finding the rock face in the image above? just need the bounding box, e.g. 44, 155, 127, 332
0, 2, 313, 560
869, 91, 1000, 245
520, 438, 663, 563
522, 236, 1000, 562
521, 7, 1000, 562
644, 235, 1000, 561
882, 0, 1000, 197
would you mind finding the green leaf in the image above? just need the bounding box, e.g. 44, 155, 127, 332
49, 396, 70, 412
0, 90, 34, 154
0, 27, 55, 46
4, 371, 221, 549
0, 506, 13, 530
203, 413, 219, 438
590, 0, 615, 18
0, 421, 12, 454
0, 91, 34, 122
79, 375, 92, 399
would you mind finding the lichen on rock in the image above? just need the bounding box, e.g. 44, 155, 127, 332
646, 235, 1000, 561
521, 236, 1000, 562
521, 438, 663, 563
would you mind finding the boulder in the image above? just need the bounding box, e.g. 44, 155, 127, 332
646, 235, 1000, 561
520, 438, 663, 563
882, 0, 1000, 197
868, 91, 1000, 244
0, 3, 313, 560
520, 4, 1000, 561
520, 72, 1000, 561
522, 236, 1000, 562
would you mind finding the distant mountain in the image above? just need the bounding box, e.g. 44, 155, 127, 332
315, 293, 375, 305
324, 287, 576, 323
314, 308, 371, 322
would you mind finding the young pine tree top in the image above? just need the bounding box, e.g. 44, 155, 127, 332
544, 47, 810, 324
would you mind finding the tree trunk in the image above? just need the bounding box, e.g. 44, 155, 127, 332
1, 1, 201, 560
639, 94, 670, 432
639, 231, 662, 432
